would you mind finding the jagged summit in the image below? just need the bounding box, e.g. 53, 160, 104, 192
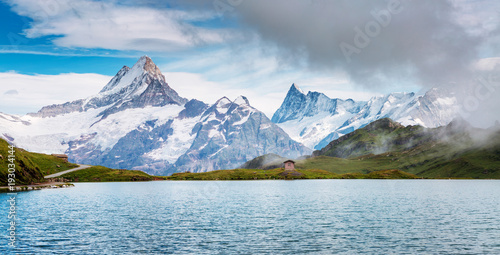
207, 96, 253, 117
138, 55, 164, 81
99, 55, 166, 94
215, 96, 232, 106
291, 83, 305, 94
271, 83, 359, 124
234, 95, 250, 106
272, 84, 460, 150
214, 96, 251, 108
100, 66, 130, 93
30, 56, 187, 118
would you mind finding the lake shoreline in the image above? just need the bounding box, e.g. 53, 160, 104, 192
0, 182, 74, 193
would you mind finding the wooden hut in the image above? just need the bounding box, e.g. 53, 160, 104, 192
283, 160, 296, 171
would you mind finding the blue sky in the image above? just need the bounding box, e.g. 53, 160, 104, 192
1, 0, 500, 123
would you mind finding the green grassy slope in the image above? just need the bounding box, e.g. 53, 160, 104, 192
241, 118, 500, 179
167, 168, 418, 180
58, 166, 159, 182
26, 153, 78, 175
0, 138, 77, 185
0, 138, 160, 184
296, 147, 500, 179
299, 122, 500, 179
314, 118, 434, 158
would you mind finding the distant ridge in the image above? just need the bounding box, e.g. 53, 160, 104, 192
272, 84, 460, 150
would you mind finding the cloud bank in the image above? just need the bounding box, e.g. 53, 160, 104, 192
0, 72, 111, 115
232, 0, 495, 87
4, 0, 228, 51
3, 0, 500, 125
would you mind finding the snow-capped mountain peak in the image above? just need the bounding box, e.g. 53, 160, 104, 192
214, 97, 232, 114
272, 85, 460, 150
30, 56, 187, 118
233, 95, 250, 106
292, 83, 305, 94
100, 66, 130, 93
99, 56, 164, 94
97, 56, 167, 97
140, 55, 164, 79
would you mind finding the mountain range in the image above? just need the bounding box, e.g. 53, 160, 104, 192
0, 56, 309, 175
0, 56, 463, 175
272, 84, 460, 150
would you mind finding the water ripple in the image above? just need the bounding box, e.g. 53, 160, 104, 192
0, 180, 499, 254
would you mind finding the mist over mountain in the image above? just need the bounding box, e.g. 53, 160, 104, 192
242, 117, 500, 179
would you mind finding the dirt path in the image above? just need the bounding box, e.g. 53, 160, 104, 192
44, 164, 91, 178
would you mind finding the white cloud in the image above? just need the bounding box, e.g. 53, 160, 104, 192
0, 72, 111, 115
450, 0, 500, 37
166, 71, 382, 119
4, 90, 19, 95
5, 0, 228, 51
162, 47, 383, 118
473, 57, 500, 71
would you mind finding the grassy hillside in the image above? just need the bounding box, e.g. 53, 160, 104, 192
0, 138, 160, 185
58, 166, 161, 182
300, 119, 500, 179
242, 118, 500, 179
0, 138, 77, 185
314, 118, 439, 158
167, 168, 418, 180
296, 146, 500, 179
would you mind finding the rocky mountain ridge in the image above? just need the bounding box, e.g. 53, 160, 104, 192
0, 56, 310, 175
273, 84, 460, 150
29, 56, 187, 119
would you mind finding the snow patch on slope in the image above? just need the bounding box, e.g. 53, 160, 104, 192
2, 105, 184, 154
145, 115, 200, 162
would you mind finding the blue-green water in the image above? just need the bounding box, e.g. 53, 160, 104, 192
1, 180, 499, 254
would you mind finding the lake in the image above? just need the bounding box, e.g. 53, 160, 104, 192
1, 180, 499, 254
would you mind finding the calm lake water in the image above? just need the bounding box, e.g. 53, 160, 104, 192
1, 180, 499, 254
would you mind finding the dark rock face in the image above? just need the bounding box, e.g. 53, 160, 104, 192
178, 99, 209, 119
271, 84, 307, 123
28, 99, 85, 118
